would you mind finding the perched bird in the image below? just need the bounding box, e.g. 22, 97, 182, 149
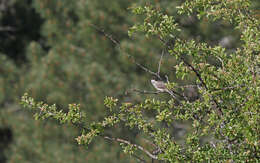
151, 79, 168, 92
151, 79, 177, 99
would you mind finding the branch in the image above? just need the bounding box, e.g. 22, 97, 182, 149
130, 88, 182, 103
135, 62, 162, 80
89, 23, 162, 80
159, 38, 224, 116
130, 88, 159, 95
157, 50, 164, 75
89, 23, 120, 45
165, 75, 189, 101
104, 136, 158, 160
70, 37, 161, 80
74, 121, 157, 162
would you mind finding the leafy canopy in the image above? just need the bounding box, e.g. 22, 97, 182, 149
21, 0, 259, 162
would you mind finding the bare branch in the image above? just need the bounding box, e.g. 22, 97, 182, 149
104, 136, 158, 160
131, 88, 159, 95
165, 75, 189, 101
89, 23, 162, 80
135, 62, 162, 80
157, 50, 164, 75
130, 88, 182, 103
180, 57, 208, 89
89, 23, 120, 45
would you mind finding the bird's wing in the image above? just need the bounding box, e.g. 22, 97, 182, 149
155, 81, 166, 89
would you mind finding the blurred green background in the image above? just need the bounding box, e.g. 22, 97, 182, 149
0, 0, 259, 162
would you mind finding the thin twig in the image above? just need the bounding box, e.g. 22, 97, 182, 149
181, 56, 208, 89
135, 62, 162, 80
89, 23, 120, 45
89, 23, 162, 80
131, 88, 182, 103
157, 50, 165, 75
131, 88, 159, 94
165, 75, 189, 101
104, 136, 158, 160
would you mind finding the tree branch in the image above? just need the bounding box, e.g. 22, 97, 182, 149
89, 23, 163, 80
159, 38, 224, 116
157, 50, 164, 75
104, 136, 158, 160
130, 88, 159, 95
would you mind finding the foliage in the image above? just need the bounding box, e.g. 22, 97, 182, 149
20, 0, 259, 162
1, 0, 183, 162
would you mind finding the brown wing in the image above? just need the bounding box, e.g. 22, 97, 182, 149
155, 81, 166, 89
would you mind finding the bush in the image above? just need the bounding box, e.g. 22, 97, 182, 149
21, 0, 259, 162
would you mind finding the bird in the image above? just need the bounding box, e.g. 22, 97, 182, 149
151, 79, 168, 92
151, 79, 177, 99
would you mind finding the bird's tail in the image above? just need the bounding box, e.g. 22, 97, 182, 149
166, 90, 177, 99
